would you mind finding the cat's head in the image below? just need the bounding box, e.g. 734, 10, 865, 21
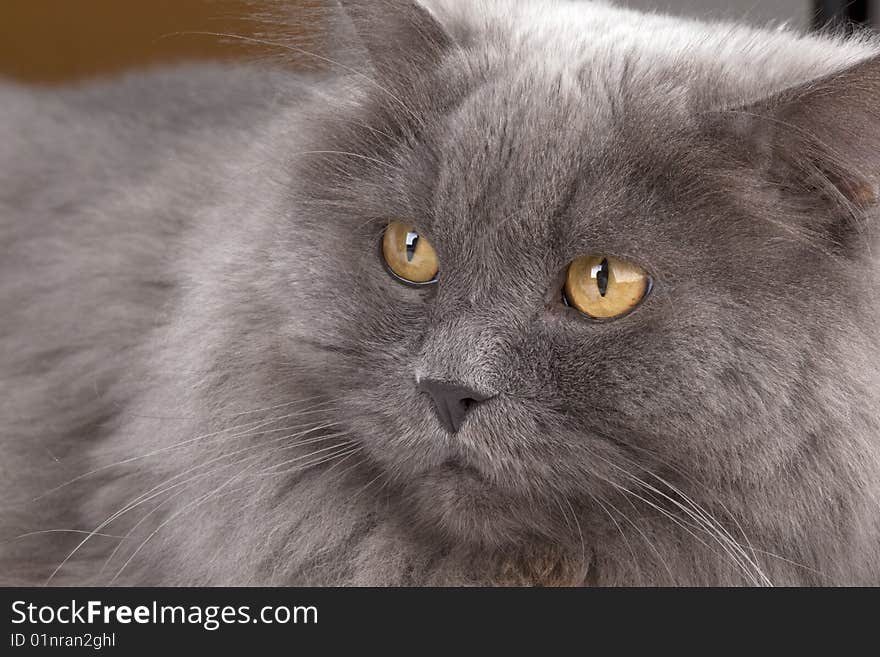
267, 0, 880, 570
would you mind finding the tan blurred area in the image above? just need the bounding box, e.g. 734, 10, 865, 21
0, 1, 321, 85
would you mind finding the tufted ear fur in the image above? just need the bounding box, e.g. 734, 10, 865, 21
336, 0, 454, 81
714, 54, 880, 250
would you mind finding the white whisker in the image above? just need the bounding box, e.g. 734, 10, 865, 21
46, 421, 350, 584
8, 529, 125, 542
586, 492, 643, 583
109, 444, 361, 583
34, 399, 342, 501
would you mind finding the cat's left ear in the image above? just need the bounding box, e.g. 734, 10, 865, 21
717, 54, 880, 238
336, 0, 454, 80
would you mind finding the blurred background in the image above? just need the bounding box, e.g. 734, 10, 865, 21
0, 1, 875, 85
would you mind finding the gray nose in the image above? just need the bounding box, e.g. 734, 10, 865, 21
418, 378, 495, 433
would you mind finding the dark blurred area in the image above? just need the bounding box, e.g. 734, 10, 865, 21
624, 0, 874, 30
0, 1, 874, 85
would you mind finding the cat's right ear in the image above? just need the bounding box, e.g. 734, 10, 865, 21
710, 54, 880, 250
335, 0, 455, 82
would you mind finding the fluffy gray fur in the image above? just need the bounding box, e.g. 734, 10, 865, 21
1, 0, 879, 586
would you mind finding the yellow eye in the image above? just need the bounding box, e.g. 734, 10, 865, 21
382, 221, 439, 285
564, 255, 651, 319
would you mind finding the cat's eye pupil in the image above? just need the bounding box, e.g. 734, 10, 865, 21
595, 258, 610, 297
405, 231, 420, 263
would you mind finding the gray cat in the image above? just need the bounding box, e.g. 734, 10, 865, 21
1, 0, 879, 586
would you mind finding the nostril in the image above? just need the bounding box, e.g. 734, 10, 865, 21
417, 379, 496, 433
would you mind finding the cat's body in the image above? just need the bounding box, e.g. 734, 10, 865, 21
2, 0, 880, 585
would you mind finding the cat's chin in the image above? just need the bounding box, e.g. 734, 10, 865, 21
438, 456, 485, 484
401, 457, 561, 548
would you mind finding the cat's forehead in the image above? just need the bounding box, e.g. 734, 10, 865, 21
436, 50, 603, 163
422, 54, 656, 246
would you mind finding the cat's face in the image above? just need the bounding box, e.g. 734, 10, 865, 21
271, 0, 880, 551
